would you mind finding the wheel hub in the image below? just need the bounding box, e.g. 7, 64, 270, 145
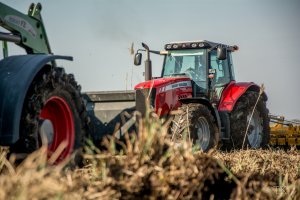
39, 96, 75, 161
39, 119, 54, 145
195, 117, 210, 151
247, 110, 263, 148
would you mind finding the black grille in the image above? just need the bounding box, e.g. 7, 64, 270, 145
135, 88, 156, 116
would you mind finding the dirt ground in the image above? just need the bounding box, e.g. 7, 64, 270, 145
0, 119, 299, 200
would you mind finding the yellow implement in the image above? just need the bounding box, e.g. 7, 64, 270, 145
269, 115, 300, 146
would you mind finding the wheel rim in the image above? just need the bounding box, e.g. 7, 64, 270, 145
39, 96, 75, 160
195, 117, 210, 151
247, 110, 262, 148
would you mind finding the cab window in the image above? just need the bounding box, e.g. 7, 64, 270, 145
210, 50, 231, 86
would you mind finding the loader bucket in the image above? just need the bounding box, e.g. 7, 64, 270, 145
83, 90, 136, 142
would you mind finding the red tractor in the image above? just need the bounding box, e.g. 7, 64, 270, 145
133, 41, 270, 151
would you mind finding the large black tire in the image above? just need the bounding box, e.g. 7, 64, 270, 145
10, 66, 89, 163
170, 103, 219, 152
229, 90, 270, 149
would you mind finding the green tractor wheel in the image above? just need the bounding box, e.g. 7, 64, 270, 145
10, 66, 89, 163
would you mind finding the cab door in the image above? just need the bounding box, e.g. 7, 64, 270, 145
209, 50, 234, 101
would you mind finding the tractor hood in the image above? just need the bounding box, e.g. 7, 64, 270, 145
134, 76, 193, 116
134, 77, 192, 92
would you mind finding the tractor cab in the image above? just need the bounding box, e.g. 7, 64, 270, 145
162, 41, 237, 101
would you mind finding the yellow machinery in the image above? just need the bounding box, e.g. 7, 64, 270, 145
269, 115, 300, 146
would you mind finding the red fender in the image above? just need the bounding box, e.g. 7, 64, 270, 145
218, 81, 261, 112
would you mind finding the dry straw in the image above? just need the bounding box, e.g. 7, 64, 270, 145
0, 109, 299, 199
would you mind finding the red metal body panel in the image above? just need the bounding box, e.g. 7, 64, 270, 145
218, 81, 257, 112
135, 77, 259, 115
134, 77, 191, 90
135, 77, 193, 115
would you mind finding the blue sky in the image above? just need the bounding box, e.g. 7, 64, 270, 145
2, 0, 300, 119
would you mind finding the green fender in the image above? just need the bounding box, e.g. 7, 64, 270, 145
0, 54, 73, 145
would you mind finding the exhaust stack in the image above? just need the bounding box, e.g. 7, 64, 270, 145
142, 43, 152, 81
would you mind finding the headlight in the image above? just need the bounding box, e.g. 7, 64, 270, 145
199, 43, 205, 47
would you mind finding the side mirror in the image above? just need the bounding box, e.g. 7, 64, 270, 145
134, 53, 142, 66
217, 46, 227, 60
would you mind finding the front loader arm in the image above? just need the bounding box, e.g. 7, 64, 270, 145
0, 2, 51, 54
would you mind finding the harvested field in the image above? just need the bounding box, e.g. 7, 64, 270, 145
0, 116, 299, 200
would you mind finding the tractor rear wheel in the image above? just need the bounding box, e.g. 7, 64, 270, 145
10, 66, 88, 163
229, 90, 269, 149
170, 103, 219, 152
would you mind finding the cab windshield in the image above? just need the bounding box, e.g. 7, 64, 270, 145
162, 49, 207, 82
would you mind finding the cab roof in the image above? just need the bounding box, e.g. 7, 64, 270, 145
164, 40, 238, 51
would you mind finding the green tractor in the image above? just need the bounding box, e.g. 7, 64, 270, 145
0, 3, 88, 162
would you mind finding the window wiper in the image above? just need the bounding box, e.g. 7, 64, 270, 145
165, 73, 188, 77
